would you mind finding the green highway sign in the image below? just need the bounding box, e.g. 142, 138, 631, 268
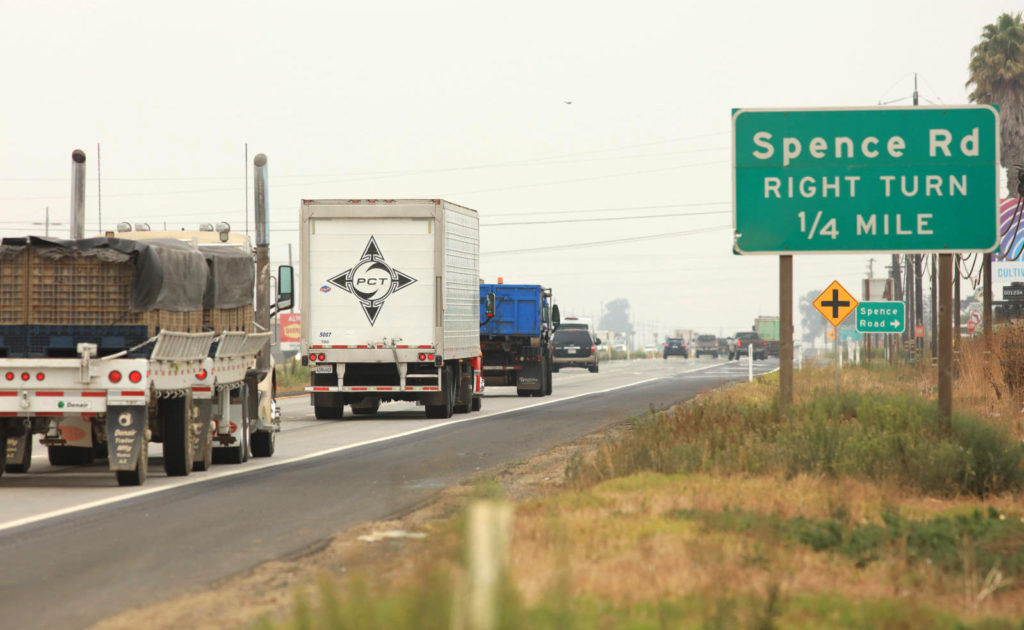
855, 301, 905, 334
732, 106, 999, 254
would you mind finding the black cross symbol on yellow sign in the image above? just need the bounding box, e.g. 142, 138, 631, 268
813, 280, 858, 327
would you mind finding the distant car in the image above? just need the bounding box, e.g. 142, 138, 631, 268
663, 337, 688, 359
719, 337, 735, 360
733, 331, 767, 360
553, 328, 600, 373
694, 334, 718, 358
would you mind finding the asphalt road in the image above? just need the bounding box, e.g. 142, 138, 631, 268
0, 356, 777, 630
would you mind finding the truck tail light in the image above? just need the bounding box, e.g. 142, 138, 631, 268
763, 341, 767, 346
196, 368, 207, 380
36, 372, 45, 381
419, 353, 426, 361
129, 371, 143, 384
109, 370, 123, 383
317, 353, 326, 361
590, 345, 595, 354
20, 372, 30, 381
4, 372, 13, 381
737, 340, 742, 347
309, 353, 317, 362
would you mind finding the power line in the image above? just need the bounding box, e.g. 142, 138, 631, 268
481, 209, 729, 227
486, 200, 730, 217
484, 225, 730, 255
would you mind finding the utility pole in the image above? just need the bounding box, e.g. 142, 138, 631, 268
931, 254, 937, 360
97, 142, 102, 233
954, 256, 961, 345
915, 254, 924, 355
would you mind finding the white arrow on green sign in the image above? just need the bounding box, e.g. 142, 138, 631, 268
855, 301, 905, 334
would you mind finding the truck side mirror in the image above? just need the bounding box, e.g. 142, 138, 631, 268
596, 338, 602, 345
277, 265, 294, 311
551, 304, 561, 329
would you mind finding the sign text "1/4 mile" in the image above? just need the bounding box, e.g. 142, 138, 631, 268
732, 106, 999, 254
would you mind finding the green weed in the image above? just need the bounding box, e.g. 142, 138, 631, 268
671, 505, 1024, 580
568, 390, 1024, 498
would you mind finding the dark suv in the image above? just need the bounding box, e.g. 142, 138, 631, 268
663, 337, 688, 359
552, 328, 600, 373
733, 331, 767, 360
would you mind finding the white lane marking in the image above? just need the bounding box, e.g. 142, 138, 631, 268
0, 362, 729, 533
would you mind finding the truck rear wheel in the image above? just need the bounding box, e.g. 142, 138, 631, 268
162, 396, 194, 476
116, 446, 148, 486
250, 430, 276, 457
425, 368, 454, 419
192, 400, 214, 472
314, 404, 344, 420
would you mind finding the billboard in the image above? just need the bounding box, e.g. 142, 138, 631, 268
280, 313, 301, 343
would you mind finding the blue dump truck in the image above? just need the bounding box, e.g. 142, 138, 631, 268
479, 284, 560, 397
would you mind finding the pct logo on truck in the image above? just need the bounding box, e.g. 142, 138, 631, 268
327, 236, 417, 325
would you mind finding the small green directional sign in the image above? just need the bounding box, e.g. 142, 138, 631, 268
855, 301, 905, 334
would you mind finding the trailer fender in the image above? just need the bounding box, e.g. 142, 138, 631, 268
106, 405, 147, 472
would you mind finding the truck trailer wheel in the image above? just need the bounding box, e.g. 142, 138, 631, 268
161, 396, 194, 476
116, 446, 148, 487
314, 404, 344, 420
192, 400, 214, 472
425, 368, 454, 419
250, 430, 276, 458
471, 396, 482, 412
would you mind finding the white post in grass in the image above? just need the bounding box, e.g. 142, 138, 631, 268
747, 342, 753, 382
463, 501, 512, 630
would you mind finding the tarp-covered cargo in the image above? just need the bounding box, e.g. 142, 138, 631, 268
199, 245, 254, 309
0, 236, 208, 313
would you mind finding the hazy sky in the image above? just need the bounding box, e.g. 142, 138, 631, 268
1, 0, 1019, 342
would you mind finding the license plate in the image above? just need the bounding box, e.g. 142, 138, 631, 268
314, 365, 333, 374
567, 348, 577, 354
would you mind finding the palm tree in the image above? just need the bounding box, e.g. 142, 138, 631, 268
967, 12, 1024, 189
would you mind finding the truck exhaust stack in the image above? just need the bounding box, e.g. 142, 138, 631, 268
253, 153, 270, 372
71, 149, 86, 239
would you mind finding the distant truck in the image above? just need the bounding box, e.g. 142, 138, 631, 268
754, 316, 780, 357
479, 283, 559, 397
300, 199, 483, 419
693, 334, 718, 358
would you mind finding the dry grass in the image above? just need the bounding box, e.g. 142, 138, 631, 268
508, 472, 1024, 620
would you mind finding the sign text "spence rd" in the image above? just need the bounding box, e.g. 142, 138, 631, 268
732, 106, 999, 254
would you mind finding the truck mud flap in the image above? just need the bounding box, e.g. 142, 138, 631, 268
6, 430, 30, 466
106, 406, 147, 472
516, 362, 543, 391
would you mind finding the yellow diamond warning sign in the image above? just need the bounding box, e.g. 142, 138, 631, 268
813, 280, 858, 327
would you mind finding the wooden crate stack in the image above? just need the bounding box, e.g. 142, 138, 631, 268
9, 247, 206, 335
203, 304, 254, 334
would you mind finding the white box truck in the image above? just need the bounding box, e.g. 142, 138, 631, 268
299, 199, 483, 419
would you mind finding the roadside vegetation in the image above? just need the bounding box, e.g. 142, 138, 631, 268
257, 327, 1024, 630
276, 359, 310, 394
